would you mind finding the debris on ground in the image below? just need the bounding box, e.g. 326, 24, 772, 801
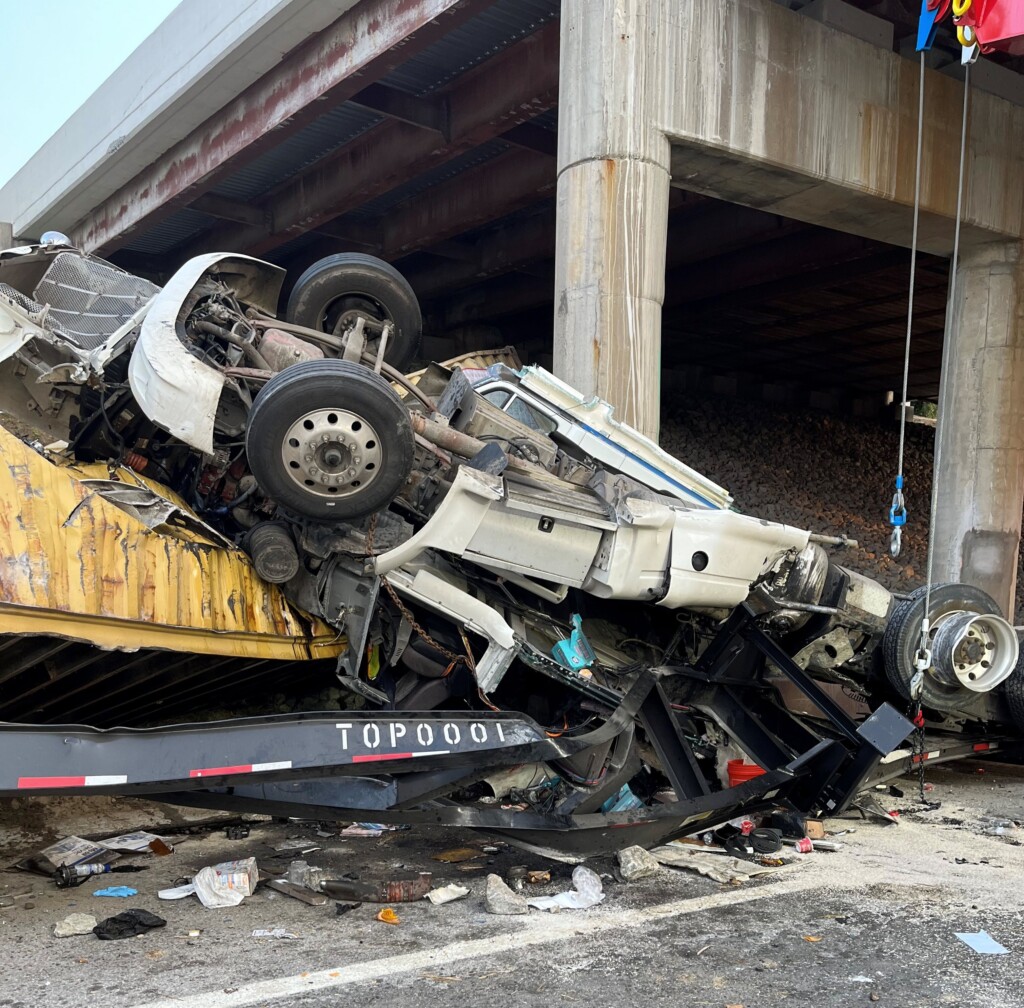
432, 847, 483, 864
252, 928, 300, 940
376, 908, 400, 925
321, 872, 432, 903
93, 909, 167, 940
527, 866, 604, 911
526, 870, 551, 884
53, 913, 98, 938
92, 886, 138, 898
484, 873, 529, 915
99, 831, 172, 854
266, 879, 329, 906
954, 930, 1011, 954
189, 857, 258, 908
651, 845, 798, 884
616, 845, 662, 881
425, 883, 470, 905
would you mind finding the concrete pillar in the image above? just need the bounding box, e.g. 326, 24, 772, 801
0, 222, 12, 249
933, 241, 1024, 620
553, 0, 671, 441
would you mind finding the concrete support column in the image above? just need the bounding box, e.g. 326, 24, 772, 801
0, 222, 12, 249
553, 0, 670, 441
933, 241, 1024, 620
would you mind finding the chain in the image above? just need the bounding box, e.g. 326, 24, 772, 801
365, 513, 470, 673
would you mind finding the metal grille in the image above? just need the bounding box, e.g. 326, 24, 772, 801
32, 253, 160, 350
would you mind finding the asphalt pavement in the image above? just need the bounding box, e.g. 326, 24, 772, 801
1, 761, 1022, 1008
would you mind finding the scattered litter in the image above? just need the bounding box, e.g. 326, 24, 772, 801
53, 913, 98, 938
39, 836, 117, 870
146, 950, 166, 960
93, 909, 167, 941
54, 863, 147, 889
376, 908, 400, 925
482, 846, 501, 854
484, 874, 529, 915
803, 819, 826, 840
849, 976, 873, 983
802, 935, 823, 943
93, 886, 137, 898
954, 930, 1010, 955
426, 884, 470, 906
527, 866, 604, 911
651, 845, 798, 884
266, 879, 329, 906
158, 883, 197, 901
270, 839, 322, 853
225, 826, 250, 840
432, 847, 482, 864
526, 870, 551, 884
192, 857, 258, 909
616, 845, 661, 881
456, 864, 485, 872
322, 872, 432, 903
252, 928, 300, 940
335, 902, 361, 916
99, 832, 169, 853
507, 866, 528, 892
340, 825, 382, 837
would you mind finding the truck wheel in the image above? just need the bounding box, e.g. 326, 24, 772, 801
883, 583, 1016, 713
285, 254, 421, 372
246, 359, 413, 522
1001, 648, 1024, 733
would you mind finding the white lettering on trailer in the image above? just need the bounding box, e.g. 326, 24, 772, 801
389, 723, 407, 748
470, 723, 487, 743
335, 723, 352, 749
495, 723, 505, 742
363, 724, 381, 749
417, 723, 434, 747
443, 723, 461, 745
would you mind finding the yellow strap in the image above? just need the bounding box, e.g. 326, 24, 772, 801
952, 0, 972, 16
957, 24, 976, 46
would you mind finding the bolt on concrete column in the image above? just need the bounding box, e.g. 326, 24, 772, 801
932, 241, 1024, 621
553, 0, 671, 441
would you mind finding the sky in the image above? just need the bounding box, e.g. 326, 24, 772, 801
0, 0, 182, 190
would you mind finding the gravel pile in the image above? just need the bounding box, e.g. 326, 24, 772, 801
661, 396, 1024, 618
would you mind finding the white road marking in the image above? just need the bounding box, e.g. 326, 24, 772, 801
129, 875, 823, 1008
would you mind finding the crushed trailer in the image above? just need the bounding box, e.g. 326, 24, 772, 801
1, 238, 1022, 859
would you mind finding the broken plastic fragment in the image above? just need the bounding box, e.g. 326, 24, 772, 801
526, 866, 604, 911
376, 908, 400, 925
954, 931, 1010, 955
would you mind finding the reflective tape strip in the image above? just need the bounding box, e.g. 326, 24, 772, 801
973, 742, 996, 752
352, 753, 413, 763
412, 750, 451, 757
17, 774, 128, 789
189, 761, 293, 778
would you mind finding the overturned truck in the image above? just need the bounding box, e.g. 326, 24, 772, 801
0, 238, 1021, 858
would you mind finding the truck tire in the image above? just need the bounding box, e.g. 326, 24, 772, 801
882, 583, 1006, 713
285, 254, 421, 372
246, 358, 413, 522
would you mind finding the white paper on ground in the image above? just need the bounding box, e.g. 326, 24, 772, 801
40, 836, 117, 868
100, 831, 168, 852
954, 931, 1010, 955
527, 866, 604, 911
425, 884, 470, 905
158, 883, 196, 900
